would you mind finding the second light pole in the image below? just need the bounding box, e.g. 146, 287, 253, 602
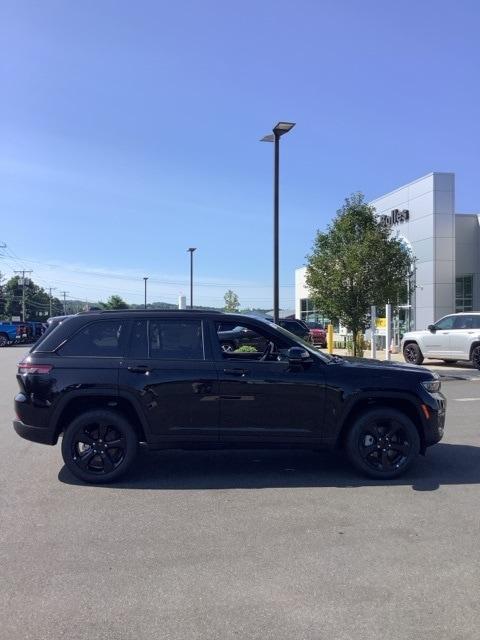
261, 121, 295, 324
187, 248, 196, 309
143, 277, 148, 309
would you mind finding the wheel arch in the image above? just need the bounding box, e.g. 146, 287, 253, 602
336, 396, 426, 454
53, 391, 149, 443
403, 339, 422, 352
468, 341, 480, 360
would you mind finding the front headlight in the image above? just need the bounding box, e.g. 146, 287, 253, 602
421, 379, 441, 393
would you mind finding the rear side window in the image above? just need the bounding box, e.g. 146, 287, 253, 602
59, 320, 126, 357
453, 315, 475, 329
129, 319, 205, 360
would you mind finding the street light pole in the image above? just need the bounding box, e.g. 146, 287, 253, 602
143, 277, 148, 309
187, 248, 196, 309
261, 121, 295, 324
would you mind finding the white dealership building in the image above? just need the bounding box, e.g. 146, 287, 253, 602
295, 172, 480, 331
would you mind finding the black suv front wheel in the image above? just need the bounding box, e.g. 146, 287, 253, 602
61, 409, 138, 483
345, 408, 420, 479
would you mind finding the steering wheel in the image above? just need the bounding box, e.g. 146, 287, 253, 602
259, 341, 275, 361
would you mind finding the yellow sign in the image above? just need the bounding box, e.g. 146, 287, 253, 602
376, 318, 387, 329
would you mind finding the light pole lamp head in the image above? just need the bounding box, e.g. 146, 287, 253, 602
260, 122, 296, 142
273, 121, 296, 137
187, 247, 197, 253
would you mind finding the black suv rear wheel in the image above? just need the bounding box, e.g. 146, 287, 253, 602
61, 409, 138, 483
345, 408, 420, 479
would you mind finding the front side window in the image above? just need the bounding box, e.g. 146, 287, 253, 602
215, 321, 291, 359
435, 316, 455, 330
129, 319, 205, 360
59, 320, 125, 357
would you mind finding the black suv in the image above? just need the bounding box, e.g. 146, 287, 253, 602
14, 310, 446, 483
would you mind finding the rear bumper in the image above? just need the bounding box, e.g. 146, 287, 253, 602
13, 419, 57, 445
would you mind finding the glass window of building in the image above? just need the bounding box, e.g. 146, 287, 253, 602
456, 275, 473, 312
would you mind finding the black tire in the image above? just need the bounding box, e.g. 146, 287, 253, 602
471, 345, 480, 370
0, 333, 9, 347
443, 360, 457, 365
345, 408, 420, 479
61, 409, 138, 484
403, 342, 424, 365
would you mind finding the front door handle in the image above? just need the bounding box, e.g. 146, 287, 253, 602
128, 365, 152, 373
223, 368, 250, 377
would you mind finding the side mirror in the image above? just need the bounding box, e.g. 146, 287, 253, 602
287, 346, 311, 366
427, 324, 436, 333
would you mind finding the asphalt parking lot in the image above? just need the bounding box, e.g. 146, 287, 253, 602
1, 346, 480, 640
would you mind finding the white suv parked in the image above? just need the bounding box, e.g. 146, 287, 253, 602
402, 313, 480, 368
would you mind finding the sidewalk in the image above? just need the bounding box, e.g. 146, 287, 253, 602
320, 347, 480, 380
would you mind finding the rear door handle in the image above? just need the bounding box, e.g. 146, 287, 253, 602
128, 365, 152, 373
223, 368, 250, 377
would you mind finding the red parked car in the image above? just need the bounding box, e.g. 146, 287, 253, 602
306, 322, 327, 348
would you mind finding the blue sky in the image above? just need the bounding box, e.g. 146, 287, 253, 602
1, 0, 479, 308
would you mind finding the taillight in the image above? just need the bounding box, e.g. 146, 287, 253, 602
18, 362, 53, 374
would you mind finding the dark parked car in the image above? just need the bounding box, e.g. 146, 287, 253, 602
277, 318, 311, 341
14, 310, 446, 484
217, 322, 267, 352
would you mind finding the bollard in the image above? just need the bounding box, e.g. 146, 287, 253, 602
327, 324, 334, 354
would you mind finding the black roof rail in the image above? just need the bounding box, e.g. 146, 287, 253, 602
76, 309, 225, 315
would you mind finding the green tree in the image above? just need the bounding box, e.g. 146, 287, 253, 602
3, 276, 61, 321
223, 289, 240, 312
102, 295, 130, 310
306, 193, 412, 355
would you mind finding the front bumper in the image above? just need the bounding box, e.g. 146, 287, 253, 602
423, 392, 446, 448
13, 419, 57, 445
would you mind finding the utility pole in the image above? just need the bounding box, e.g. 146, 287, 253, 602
14, 270, 33, 322
60, 291, 69, 315
48, 287, 56, 317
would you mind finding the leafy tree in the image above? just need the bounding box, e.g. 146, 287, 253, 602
306, 193, 412, 355
102, 295, 130, 310
3, 276, 63, 321
224, 289, 240, 313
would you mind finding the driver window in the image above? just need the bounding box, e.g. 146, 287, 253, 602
435, 316, 455, 330
214, 321, 289, 360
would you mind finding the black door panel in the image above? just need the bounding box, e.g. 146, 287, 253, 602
218, 360, 326, 440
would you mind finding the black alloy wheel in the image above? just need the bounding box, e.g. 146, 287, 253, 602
62, 410, 138, 483
471, 345, 480, 370
346, 409, 420, 479
403, 342, 424, 365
